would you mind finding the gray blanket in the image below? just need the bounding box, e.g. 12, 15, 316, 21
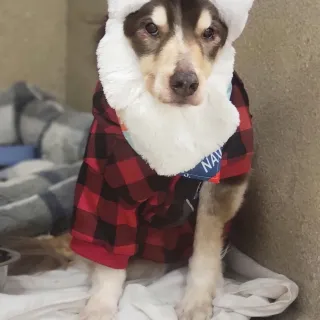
0, 82, 92, 163
0, 83, 93, 237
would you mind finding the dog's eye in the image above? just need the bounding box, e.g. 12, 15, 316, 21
145, 23, 159, 36
202, 27, 215, 40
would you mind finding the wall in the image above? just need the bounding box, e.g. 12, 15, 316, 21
66, 0, 106, 111
234, 1, 320, 319
0, 0, 67, 100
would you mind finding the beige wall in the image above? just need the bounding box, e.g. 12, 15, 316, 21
234, 1, 320, 319
0, 0, 67, 100
66, 0, 106, 111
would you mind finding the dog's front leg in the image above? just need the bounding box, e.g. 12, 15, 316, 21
177, 178, 248, 320
177, 182, 222, 320
80, 262, 126, 320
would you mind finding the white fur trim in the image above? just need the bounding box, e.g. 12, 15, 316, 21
211, 0, 254, 42
97, 0, 254, 175
97, 21, 239, 176
107, 0, 254, 41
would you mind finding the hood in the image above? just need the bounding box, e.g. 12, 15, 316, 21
107, 0, 254, 42
95, 0, 254, 176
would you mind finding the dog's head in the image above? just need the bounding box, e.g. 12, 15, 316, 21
97, 0, 253, 175
123, 0, 228, 106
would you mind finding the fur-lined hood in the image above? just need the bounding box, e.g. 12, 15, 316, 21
107, 0, 254, 42
96, 0, 254, 176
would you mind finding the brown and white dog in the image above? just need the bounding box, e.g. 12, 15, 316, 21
5, 1, 254, 320
77, 1, 253, 320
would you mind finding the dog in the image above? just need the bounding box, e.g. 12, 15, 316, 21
5, 1, 253, 320
70, 1, 253, 320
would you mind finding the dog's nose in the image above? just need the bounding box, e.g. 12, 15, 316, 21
170, 71, 199, 97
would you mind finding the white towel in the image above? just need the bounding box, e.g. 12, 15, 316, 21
0, 247, 298, 320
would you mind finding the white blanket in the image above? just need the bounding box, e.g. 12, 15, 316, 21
0, 247, 298, 320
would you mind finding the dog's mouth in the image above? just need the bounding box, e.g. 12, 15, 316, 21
149, 66, 206, 107
144, 68, 204, 107
157, 93, 203, 107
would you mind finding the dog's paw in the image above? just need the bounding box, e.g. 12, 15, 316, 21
176, 293, 213, 320
79, 296, 117, 320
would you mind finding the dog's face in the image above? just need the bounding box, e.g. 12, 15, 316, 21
123, 0, 228, 106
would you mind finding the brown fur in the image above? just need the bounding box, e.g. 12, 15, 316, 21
177, 175, 249, 319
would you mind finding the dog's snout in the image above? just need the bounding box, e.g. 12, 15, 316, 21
170, 71, 199, 97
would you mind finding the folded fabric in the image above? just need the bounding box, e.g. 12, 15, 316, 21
0, 145, 37, 167
0, 246, 298, 320
2, 159, 55, 180
0, 161, 81, 237
0, 82, 92, 164
0, 83, 93, 238
0, 87, 18, 145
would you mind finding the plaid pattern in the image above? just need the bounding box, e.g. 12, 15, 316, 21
70, 72, 253, 268
0, 161, 81, 238
221, 73, 253, 178
0, 82, 93, 238
0, 82, 92, 164
0, 86, 17, 145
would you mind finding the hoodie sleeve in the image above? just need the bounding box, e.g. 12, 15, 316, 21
70, 87, 156, 269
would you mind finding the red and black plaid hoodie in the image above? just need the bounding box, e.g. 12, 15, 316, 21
70, 72, 253, 269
